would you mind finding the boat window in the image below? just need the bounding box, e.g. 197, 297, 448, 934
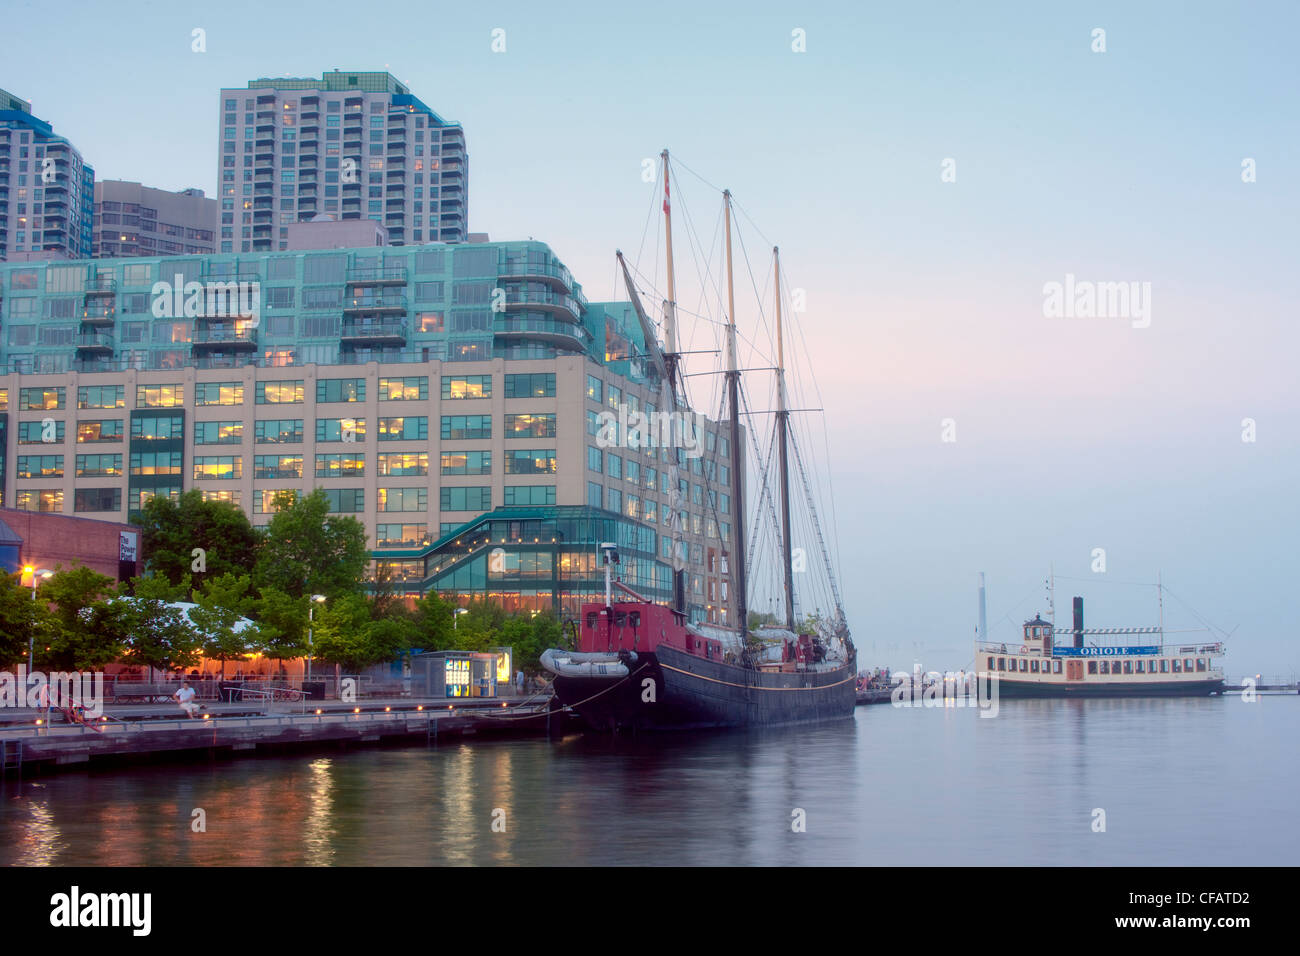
1136, 660, 1145, 674
1196, 659, 1206, 672
997, 658, 1005, 671
1099, 661, 1109, 675
629, 612, 641, 627
614, 612, 626, 627
1172, 659, 1182, 673
1030, 660, 1038, 673
1053, 660, 1062, 674
1088, 661, 1098, 674
1123, 661, 1133, 674
1020, 659, 1028, 672
1185, 658, 1194, 672
1160, 659, 1169, 673
586, 613, 598, 628
987, 657, 995, 670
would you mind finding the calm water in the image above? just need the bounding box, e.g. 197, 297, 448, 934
2, 695, 1296, 866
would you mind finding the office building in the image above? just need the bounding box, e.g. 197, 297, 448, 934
0, 88, 95, 262
94, 181, 217, 258
0, 240, 737, 622
217, 71, 467, 253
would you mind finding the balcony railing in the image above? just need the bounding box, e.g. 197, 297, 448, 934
340, 319, 408, 345
500, 288, 581, 320
74, 332, 115, 351
85, 278, 118, 295
347, 265, 408, 285
343, 294, 407, 314
191, 328, 259, 349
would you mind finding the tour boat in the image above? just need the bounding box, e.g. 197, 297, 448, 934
975, 590, 1227, 697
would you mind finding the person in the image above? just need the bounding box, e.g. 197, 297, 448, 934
174, 681, 200, 719
515, 669, 525, 695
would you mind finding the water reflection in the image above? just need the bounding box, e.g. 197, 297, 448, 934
0, 698, 1295, 866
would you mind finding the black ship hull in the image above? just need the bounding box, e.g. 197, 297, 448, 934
552, 644, 857, 732
993, 677, 1227, 698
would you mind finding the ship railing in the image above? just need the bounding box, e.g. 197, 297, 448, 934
975, 641, 1225, 656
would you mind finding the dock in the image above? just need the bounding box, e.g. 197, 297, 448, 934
0, 696, 575, 776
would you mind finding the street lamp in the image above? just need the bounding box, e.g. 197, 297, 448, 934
307, 594, 326, 682
22, 565, 53, 672
454, 608, 468, 630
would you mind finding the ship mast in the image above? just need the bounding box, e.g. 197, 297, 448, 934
661, 149, 680, 401
723, 190, 748, 636
773, 247, 796, 631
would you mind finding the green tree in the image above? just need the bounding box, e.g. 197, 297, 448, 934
189, 573, 262, 675
252, 586, 309, 667
0, 571, 45, 667
40, 565, 124, 671
253, 489, 369, 600
114, 575, 203, 674
137, 489, 260, 586
311, 593, 408, 672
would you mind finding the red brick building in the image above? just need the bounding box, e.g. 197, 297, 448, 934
0, 507, 140, 582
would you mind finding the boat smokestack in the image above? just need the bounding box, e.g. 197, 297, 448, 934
1073, 597, 1084, 648
978, 572, 987, 645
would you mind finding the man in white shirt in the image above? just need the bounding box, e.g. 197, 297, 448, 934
174, 681, 200, 718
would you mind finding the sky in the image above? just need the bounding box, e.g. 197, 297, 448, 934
4, 0, 1297, 674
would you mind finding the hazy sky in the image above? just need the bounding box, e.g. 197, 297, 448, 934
5, 0, 1297, 674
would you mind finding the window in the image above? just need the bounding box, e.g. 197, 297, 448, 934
504, 373, 555, 398
75, 454, 122, 478
607, 454, 622, 479
194, 382, 245, 406
254, 489, 299, 514
77, 385, 124, 409
15, 455, 63, 478
16, 490, 63, 512
441, 415, 490, 440
1099, 661, 1110, 675
607, 488, 622, 513
375, 523, 428, 547
75, 488, 122, 513
1088, 661, 1098, 674
19, 387, 65, 411
1136, 660, 1145, 674
1172, 659, 1182, 673
316, 418, 366, 442
504, 449, 557, 475
315, 453, 365, 478
254, 455, 303, 479
323, 488, 365, 513
378, 376, 427, 401
1030, 660, 1039, 673
195, 420, 244, 445
77, 419, 123, 443
588, 482, 603, 509
317, 378, 366, 402
504, 413, 556, 439
586, 376, 603, 403
440, 486, 490, 511
587, 446, 603, 473
256, 380, 305, 404
504, 485, 556, 506
378, 488, 428, 512
136, 384, 184, 407
130, 452, 183, 475
440, 451, 491, 475
18, 420, 64, 443
131, 416, 184, 440
1160, 659, 1169, 673
441, 375, 491, 399
255, 419, 303, 444
377, 452, 428, 477
193, 456, 242, 480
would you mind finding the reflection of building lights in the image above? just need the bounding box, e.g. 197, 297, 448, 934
35, 719, 42, 725
315, 708, 322, 715
353, 707, 360, 714
384, 706, 391, 712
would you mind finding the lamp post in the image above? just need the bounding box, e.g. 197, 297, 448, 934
22, 565, 52, 673
454, 608, 468, 630
307, 594, 326, 682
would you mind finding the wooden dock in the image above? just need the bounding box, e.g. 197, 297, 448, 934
0, 698, 574, 775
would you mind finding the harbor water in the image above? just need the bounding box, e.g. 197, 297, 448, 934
2, 694, 1295, 866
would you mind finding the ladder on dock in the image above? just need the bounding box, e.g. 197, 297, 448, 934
1, 739, 22, 777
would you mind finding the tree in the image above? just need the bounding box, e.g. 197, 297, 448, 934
137, 489, 260, 586
252, 586, 309, 667
40, 565, 124, 671
189, 573, 263, 675
114, 575, 204, 674
499, 612, 562, 676
311, 593, 409, 673
0, 571, 44, 667
253, 489, 369, 600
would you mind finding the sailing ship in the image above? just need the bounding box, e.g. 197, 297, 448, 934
540, 152, 857, 731
974, 577, 1228, 698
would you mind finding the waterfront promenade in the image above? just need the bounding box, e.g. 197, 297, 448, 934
0, 694, 573, 775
